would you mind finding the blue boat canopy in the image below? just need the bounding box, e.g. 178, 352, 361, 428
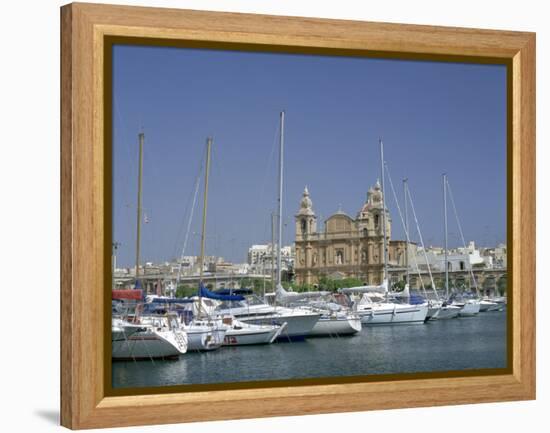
214, 288, 253, 296
149, 297, 194, 304
199, 283, 245, 301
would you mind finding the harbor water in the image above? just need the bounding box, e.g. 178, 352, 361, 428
112, 310, 507, 388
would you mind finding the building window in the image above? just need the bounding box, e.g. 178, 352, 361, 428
363, 228, 368, 237
460, 261, 465, 270
301, 219, 306, 233
374, 214, 379, 229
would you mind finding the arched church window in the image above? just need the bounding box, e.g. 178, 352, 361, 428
362, 228, 368, 237
374, 214, 379, 229
301, 219, 307, 233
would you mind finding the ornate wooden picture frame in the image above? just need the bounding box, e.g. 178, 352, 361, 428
61, 2, 535, 429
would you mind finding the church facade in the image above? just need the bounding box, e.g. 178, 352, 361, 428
294, 182, 409, 286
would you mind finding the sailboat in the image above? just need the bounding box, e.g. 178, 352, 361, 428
400, 177, 459, 321
442, 174, 480, 317
112, 132, 188, 360
199, 286, 286, 346
216, 112, 321, 341
384, 165, 441, 322
187, 137, 285, 347
340, 139, 428, 325
179, 136, 228, 351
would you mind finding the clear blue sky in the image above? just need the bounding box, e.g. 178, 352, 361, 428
112, 45, 507, 267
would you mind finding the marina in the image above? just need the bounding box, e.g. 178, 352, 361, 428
113, 309, 507, 388
111, 110, 508, 388
109, 41, 510, 393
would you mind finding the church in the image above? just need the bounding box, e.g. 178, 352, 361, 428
294, 182, 409, 286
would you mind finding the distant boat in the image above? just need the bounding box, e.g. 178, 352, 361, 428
442, 174, 480, 317
479, 299, 498, 312
214, 292, 321, 341
278, 294, 361, 337
341, 282, 428, 325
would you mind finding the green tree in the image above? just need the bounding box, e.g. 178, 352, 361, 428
175, 284, 195, 298
392, 280, 406, 291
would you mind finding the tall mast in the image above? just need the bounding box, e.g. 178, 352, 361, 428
199, 137, 212, 290
271, 211, 276, 291
276, 111, 285, 288
379, 139, 388, 286
443, 173, 449, 299
403, 179, 409, 287
135, 132, 144, 285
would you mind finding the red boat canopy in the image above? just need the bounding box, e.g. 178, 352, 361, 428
112, 289, 143, 300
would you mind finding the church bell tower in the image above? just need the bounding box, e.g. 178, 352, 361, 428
295, 186, 317, 240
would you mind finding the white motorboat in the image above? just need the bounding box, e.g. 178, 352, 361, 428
112, 313, 188, 360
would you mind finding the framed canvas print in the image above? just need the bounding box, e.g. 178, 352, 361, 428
60, 2, 535, 429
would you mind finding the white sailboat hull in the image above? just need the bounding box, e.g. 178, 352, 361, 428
457, 300, 481, 316
240, 312, 320, 340
186, 326, 226, 351
359, 303, 428, 325
435, 305, 461, 320
223, 322, 284, 346
426, 305, 441, 321
112, 329, 187, 360
309, 316, 362, 336
481, 300, 503, 311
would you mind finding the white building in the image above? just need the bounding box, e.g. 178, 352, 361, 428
247, 243, 294, 274
413, 241, 487, 272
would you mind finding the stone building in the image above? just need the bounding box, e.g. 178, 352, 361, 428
294, 183, 410, 286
